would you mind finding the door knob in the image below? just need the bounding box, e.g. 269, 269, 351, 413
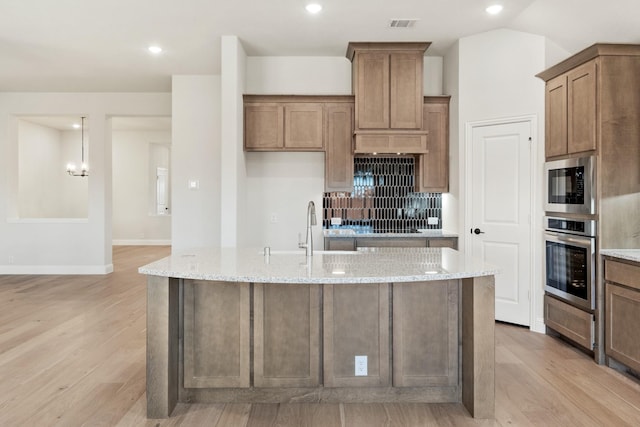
473, 228, 485, 235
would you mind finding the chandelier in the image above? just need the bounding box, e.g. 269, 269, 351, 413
66, 116, 89, 177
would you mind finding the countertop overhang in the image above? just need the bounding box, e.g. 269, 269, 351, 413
139, 247, 498, 284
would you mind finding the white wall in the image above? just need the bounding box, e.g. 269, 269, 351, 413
18, 120, 90, 218
171, 76, 221, 254
0, 92, 171, 274
445, 28, 547, 332
112, 130, 171, 244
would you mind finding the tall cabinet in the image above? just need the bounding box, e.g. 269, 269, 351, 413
537, 43, 640, 364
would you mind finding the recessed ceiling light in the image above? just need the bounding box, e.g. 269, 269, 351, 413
72, 123, 80, 129
486, 4, 503, 15
148, 45, 163, 54
306, 3, 322, 14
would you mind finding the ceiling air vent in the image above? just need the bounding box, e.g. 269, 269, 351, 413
389, 19, 418, 28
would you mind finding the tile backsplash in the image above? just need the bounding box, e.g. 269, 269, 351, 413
323, 156, 442, 233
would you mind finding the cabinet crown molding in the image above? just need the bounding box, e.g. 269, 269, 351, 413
536, 43, 640, 82
346, 42, 431, 61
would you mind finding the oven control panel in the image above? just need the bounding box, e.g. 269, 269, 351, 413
545, 216, 596, 237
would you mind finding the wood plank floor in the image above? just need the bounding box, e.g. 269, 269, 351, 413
1, 246, 640, 426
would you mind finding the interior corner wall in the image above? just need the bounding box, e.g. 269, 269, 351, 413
450, 28, 546, 332
244, 56, 352, 251
220, 36, 247, 248
171, 75, 221, 253
0, 92, 171, 274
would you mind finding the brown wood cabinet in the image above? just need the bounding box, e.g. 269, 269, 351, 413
253, 283, 321, 387
393, 280, 458, 386
537, 45, 640, 160
183, 280, 250, 388
544, 294, 593, 350
604, 258, 640, 373
354, 132, 428, 154
542, 60, 596, 158
324, 236, 458, 250
324, 103, 354, 192
417, 97, 450, 192
244, 98, 324, 151
348, 45, 428, 130
323, 283, 390, 387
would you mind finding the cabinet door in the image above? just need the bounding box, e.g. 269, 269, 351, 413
390, 52, 423, 129
567, 60, 597, 154
325, 103, 354, 191
393, 280, 458, 386
544, 294, 593, 349
356, 237, 427, 248
254, 283, 320, 387
244, 103, 284, 150
323, 283, 390, 387
545, 75, 568, 158
417, 99, 449, 192
606, 282, 640, 372
356, 52, 390, 129
284, 103, 324, 150
183, 280, 250, 388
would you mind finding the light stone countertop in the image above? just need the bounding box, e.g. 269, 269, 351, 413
139, 247, 498, 284
600, 249, 640, 263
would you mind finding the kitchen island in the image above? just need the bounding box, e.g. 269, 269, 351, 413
139, 247, 497, 419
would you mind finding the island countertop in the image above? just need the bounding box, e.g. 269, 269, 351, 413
138, 247, 498, 284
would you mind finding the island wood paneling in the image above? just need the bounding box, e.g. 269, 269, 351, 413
393, 280, 458, 387
323, 283, 389, 387
253, 283, 321, 388
6, 247, 640, 425
183, 280, 250, 388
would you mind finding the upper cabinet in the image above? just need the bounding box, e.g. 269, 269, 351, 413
325, 102, 355, 192
537, 44, 640, 160
244, 97, 324, 151
417, 97, 450, 193
543, 61, 596, 158
347, 42, 431, 154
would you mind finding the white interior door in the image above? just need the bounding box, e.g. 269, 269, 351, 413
470, 120, 532, 326
156, 167, 169, 215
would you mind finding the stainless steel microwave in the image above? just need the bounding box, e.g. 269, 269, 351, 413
544, 156, 596, 215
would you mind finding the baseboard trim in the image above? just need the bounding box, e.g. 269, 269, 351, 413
531, 317, 546, 334
112, 239, 172, 246
0, 263, 114, 275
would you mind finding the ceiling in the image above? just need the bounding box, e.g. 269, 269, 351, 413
1, 0, 639, 92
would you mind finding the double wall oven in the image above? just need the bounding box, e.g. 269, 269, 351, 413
543, 155, 598, 351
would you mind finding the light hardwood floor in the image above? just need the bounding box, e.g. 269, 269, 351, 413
1, 246, 640, 426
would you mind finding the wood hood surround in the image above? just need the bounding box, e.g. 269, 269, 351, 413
346, 42, 432, 154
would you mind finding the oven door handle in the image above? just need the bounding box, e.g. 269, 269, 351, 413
545, 231, 594, 247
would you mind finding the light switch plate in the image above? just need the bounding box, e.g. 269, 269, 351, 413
355, 355, 367, 376
331, 217, 342, 225
428, 217, 439, 225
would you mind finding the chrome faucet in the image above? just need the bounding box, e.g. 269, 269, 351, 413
298, 200, 317, 257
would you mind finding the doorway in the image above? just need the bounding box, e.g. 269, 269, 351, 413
466, 117, 536, 326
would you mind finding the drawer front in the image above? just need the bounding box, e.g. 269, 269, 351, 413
605, 283, 640, 372
427, 237, 458, 249
356, 237, 427, 248
544, 294, 593, 350
605, 259, 640, 291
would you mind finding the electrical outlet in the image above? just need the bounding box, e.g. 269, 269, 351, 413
331, 217, 342, 226
9, 256, 15, 265
270, 213, 278, 223
428, 217, 439, 225
355, 355, 367, 376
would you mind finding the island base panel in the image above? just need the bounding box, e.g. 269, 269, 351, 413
461, 275, 495, 419
146, 276, 179, 418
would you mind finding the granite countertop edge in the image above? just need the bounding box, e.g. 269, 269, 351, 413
600, 249, 640, 263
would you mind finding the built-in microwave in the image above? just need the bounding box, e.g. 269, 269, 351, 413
544, 156, 596, 215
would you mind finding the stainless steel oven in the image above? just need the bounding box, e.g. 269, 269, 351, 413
544, 216, 596, 310
544, 156, 596, 215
